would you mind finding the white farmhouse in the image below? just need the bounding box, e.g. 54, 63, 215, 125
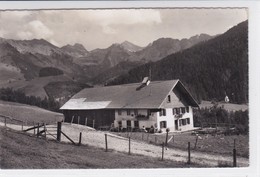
60, 79, 199, 132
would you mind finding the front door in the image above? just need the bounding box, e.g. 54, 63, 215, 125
175, 120, 178, 130
127, 120, 131, 131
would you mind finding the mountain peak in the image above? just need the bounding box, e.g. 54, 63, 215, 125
61, 43, 88, 58
119, 40, 143, 52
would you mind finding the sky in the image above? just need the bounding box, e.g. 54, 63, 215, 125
0, 8, 248, 51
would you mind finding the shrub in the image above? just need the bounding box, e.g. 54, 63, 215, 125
39, 67, 63, 77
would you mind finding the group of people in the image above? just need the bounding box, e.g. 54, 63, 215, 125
142, 125, 156, 133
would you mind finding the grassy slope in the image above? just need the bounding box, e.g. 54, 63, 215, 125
0, 101, 63, 125
0, 127, 194, 169
0, 64, 24, 85
0, 75, 71, 98
113, 132, 249, 158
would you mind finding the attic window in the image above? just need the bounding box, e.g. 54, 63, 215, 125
167, 95, 171, 103
127, 109, 131, 116
186, 107, 189, 113
159, 109, 166, 116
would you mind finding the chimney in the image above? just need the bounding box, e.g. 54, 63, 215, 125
136, 77, 150, 91
142, 77, 150, 86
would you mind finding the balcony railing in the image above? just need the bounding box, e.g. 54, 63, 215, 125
174, 114, 183, 119
135, 114, 149, 119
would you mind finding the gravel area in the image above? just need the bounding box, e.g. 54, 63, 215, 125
1, 122, 249, 167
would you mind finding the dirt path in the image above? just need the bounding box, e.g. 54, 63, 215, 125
1, 123, 249, 167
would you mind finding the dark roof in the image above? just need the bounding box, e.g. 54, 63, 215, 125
60, 80, 199, 110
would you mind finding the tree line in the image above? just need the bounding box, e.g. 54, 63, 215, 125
0, 88, 60, 112
193, 103, 248, 134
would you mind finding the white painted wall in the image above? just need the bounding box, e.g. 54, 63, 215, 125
114, 109, 157, 129
114, 106, 195, 132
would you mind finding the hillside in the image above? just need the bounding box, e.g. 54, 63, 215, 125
0, 126, 191, 169
0, 38, 88, 82
134, 34, 212, 62
0, 100, 63, 124
108, 20, 248, 104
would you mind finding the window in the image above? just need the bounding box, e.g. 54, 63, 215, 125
147, 110, 151, 116
172, 108, 176, 115
187, 118, 190, 124
179, 119, 182, 126
176, 108, 180, 114
127, 120, 131, 127
118, 121, 122, 128
118, 110, 122, 115
160, 121, 167, 128
181, 107, 186, 114
167, 95, 171, 103
134, 109, 138, 116
182, 119, 187, 125
186, 107, 189, 113
127, 109, 131, 116
159, 109, 166, 116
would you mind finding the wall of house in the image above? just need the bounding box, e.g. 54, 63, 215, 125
63, 109, 115, 128
113, 106, 194, 132
155, 107, 195, 132
174, 106, 194, 131
158, 89, 195, 132
114, 109, 157, 129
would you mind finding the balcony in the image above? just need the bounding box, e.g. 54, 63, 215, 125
174, 114, 183, 119
135, 114, 149, 120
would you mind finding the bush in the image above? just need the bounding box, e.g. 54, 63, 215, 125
194, 104, 249, 134
39, 67, 63, 77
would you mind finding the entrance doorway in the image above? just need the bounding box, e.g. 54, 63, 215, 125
175, 120, 178, 130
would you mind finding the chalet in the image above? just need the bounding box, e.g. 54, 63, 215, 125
60, 79, 199, 132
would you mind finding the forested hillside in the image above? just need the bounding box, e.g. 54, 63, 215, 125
108, 21, 248, 104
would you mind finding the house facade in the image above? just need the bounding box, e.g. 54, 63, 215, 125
60, 79, 199, 132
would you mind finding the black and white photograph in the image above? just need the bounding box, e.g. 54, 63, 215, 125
0, 1, 259, 177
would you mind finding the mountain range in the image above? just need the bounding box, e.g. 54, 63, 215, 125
0, 33, 212, 102
108, 20, 248, 104
0, 20, 248, 104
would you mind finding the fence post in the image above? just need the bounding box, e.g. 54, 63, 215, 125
33, 121, 35, 135
128, 137, 131, 155
37, 123, 40, 138
57, 122, 62, 142
165, 129, 169, 146
188, 142, 191, 164
78, 116, 80, 125
85, 118, 87, 126
93, 120, 95, 128
233, 148, 237, 167
194, 135, 199, 149
161, 142, 165, 161
234, 139, 236, 149
78, 132, 82, 146
44, 123, 46, 138
105, 134, 108, 152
